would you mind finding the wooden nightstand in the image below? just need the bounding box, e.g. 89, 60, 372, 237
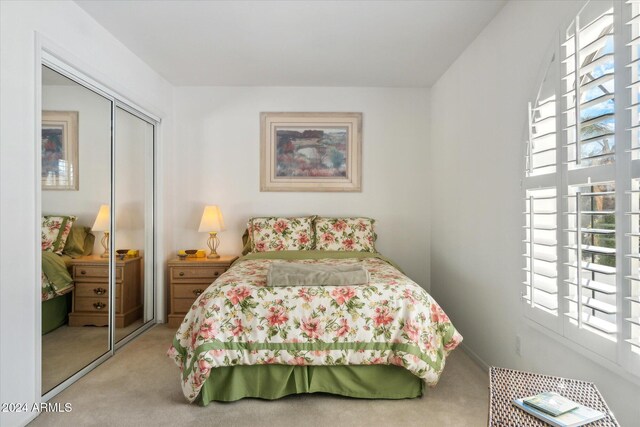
68, 255, 143, 328
167, 255, 238, 328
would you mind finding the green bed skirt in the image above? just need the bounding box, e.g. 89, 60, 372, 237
42, 293, 70, 335
197, 364, 423, 405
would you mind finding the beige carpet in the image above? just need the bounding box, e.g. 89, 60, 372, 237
42, 320, 145, 394
32, 325, 488, 427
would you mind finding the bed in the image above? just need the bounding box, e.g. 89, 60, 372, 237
168, 217, 462, 405
41, 216, 94, 334
41, 252, 75, 334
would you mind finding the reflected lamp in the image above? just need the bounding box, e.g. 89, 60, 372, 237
92, 204, 110, 258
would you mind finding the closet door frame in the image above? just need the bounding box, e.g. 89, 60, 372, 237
37, 44, 160, 402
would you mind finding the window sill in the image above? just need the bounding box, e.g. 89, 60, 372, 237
523, 316, 640, 387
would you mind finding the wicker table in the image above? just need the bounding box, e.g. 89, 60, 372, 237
488, 367, 619, 426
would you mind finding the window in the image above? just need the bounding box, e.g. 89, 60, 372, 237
523, 0, 640, 376
566, 183, 617, 340
628, 179, 640, 355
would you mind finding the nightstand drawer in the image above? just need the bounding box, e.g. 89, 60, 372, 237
173, 298, 197, 313
75, 282, 111, 298
167, 255, 238, 328
74, 296, 121, 313
173, 284, 210, 299
74, 265, 123, 280
171, 266, 225, 280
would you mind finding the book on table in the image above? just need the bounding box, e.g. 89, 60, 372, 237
513, 392, 605, 427
523, 392, 579, 417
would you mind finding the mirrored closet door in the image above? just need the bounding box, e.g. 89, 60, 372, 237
40, 60, 158, 397
41, 65, 113, 394
114, 105, 156, 343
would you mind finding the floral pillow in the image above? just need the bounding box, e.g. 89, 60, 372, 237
248, 216, 315, 252
314, 217, 376, 252
42, 215, 76, 254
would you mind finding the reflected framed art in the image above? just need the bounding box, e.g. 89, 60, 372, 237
42, 110, 79, 190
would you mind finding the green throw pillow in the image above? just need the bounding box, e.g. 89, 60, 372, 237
62, 224, 94, 258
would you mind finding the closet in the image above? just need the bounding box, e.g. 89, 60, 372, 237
40, 57, 158, 398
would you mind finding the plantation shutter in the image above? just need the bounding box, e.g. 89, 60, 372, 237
565, 184, 617, 337
527, 65, 557, 177
524, 188, 559, 315
626, 0, 640, 355
522, 36, 561, 333
564, 5, 615, 169
523, 0, 640, 374
561, 2, 620, 359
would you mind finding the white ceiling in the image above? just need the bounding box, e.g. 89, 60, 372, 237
75, 0, 505, 87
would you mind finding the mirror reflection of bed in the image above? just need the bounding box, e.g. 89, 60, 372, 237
40, 65, 154, 395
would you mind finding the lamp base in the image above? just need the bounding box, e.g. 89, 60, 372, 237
100, 232, 110, 258
206, 231, 220, 259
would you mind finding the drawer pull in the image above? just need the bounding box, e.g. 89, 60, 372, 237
214, 272, 219, 276
179, 272, 185, 277
93, 302, 106, 310
81, 270, 86, 275
193, 289, 204, 296
93, 287, 107, 295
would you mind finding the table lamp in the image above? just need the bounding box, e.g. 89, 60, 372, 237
198, 205, 225, 259
92, 204, 110, 258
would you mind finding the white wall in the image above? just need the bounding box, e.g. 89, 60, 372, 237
171, 86, 431, 287
0, 1, 173, 426
430, 1, 639, 425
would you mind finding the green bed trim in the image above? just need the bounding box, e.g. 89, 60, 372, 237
175, 337, 445, 381
197, 364, 423, 405
51, 216, 71, 254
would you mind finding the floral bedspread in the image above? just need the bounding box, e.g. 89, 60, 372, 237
168, 254, 462, 402
42, 274, 59, 302
41, 251, 74, 302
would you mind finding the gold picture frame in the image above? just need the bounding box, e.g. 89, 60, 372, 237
260, 112, 362, 192
42, 110, 79, 191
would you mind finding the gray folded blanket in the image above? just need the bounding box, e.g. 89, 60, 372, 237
266, 262, 370, 287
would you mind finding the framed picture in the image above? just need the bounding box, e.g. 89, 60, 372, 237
260, 112, 362, 192
42, 110, 79, 191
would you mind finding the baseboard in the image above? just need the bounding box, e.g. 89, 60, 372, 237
460, 342, 490, 372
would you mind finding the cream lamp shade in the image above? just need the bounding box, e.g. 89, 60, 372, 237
92, 204, 110, 231
198, 205, 225, 233
92, 204, 110, 257
198, 205, 225, 259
